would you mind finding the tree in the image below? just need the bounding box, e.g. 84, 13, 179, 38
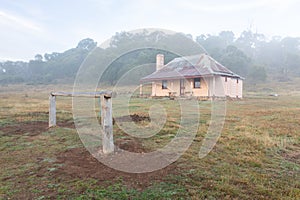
219, 45, 251, 76
76, 38, 97, 51
248, 65, 267, 82
219, 31, 235, 45
281, 37, 300, 53
44, 52, 60, 61
34, 54, 43, 61
235, 30, 266, 59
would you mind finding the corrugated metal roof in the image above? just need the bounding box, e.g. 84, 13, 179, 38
141, 54, 243, 82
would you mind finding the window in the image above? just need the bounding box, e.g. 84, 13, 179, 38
225, 77, 227, 82
194, 78, 201, 88
237, 79, 239, 84
162, 80, 168, 89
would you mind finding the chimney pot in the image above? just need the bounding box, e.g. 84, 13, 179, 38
156, 54, 164, 71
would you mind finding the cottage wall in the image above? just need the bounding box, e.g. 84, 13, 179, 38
224, 77, 243, 98
201, 76, 245, 98
151, 77, 242, 98
151, 81, 174, 96
230, 78, 237, 97
151, 78, 208, 97
206, 76, 224, 97
190, 78, 209, 96
172, 79, 180, 95
215, 76, 226, 96
237, 79, 243, 98
225, 77, 231, 96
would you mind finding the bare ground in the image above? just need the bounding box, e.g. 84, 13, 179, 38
1, 117, 182, 199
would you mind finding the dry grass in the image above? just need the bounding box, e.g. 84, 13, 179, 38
0, 83, 299, 199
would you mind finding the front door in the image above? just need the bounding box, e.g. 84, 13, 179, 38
180, 79, 185, 96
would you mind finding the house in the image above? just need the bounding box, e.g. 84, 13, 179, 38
140, 54, 243, 98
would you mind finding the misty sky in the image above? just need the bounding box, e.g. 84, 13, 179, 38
1, 0, 300, 61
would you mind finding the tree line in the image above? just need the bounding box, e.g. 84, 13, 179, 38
0, 30, 299, 85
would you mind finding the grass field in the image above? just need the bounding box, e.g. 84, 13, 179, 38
0, 83, 299, 199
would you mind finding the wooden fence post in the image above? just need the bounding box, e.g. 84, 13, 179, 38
49, 94, 56, 127
101, 95, 114, 154
48, 91, 114, 154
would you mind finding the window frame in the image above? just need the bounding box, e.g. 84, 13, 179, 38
162, 80, 168, 89
193, 78, 201, 88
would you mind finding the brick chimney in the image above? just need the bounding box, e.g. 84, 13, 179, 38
156, 54, 164, 71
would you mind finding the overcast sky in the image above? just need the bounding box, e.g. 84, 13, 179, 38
1, 0, 300, 61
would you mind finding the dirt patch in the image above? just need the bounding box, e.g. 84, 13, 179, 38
0, 114, 149, 137
115, 138, 146, 153
1, 121, 48, 136
114, 114, 150, 123
52, 147, 179, 190
1, 121, 75, 136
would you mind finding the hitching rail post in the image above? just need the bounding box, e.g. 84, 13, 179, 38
101, 94, 114, 154
49, 94, 56, 127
